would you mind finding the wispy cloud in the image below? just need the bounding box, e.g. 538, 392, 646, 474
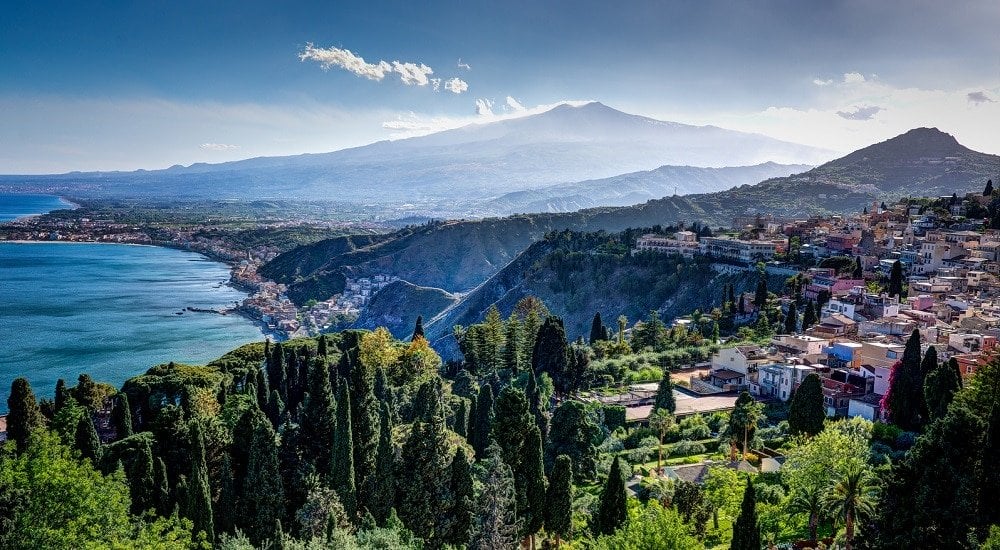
457, 58, 471, 70
813, 79, 834, 86
200, 142, 240, 151
505, 96, 526, 112
843, 71, 867, 84
836, 105, 884, 120
299, 43, 468, 93
475, 98, 494, 115
380, 100, 593, 139
444, 78, 469, 94
968, 91, 995, 104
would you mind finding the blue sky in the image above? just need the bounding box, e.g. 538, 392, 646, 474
2, 0, 999, 172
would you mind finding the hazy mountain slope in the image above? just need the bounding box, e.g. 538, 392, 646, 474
350, 280, 459, 340
0, 103, 829, 210
265, 127, 999, 306
485, 161, 812, 214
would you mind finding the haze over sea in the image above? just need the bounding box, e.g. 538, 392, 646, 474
0, 194, 264, 407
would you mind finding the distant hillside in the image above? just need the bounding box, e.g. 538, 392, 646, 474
350, 280, 459, 340
485, 161, 812, 214
0, 102, 829, 216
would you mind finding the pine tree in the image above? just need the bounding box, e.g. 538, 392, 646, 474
589, 312, 605, 344
368, 401, 396, 525
784, 302, 798, 334
545, 455, 573, 545
731, 479, 761, 550
111, 392, 134, 439
802, 300, 818, 330
445, 448, 474, 547
74, 373, 100, 411
333, 383, 357, 518
7, 378, 43, 453
185, 421, 215, 543
412, 315, 425, 341
888, 260, 904, 297
654, 371, 676, 414
241, 408, 284, 545
886, 329, 927, 431
521, 425, 547, 542
301, 357, 337, 474
472, 442, 519, 550
74, 412, 101, 463
472, 384, 495, 458
595, 457, 627, 535
788, 373, 825, 436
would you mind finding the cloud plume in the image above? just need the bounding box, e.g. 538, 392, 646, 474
299, 43, 468, 93
836, 105, 884, 120
200, 143, 240, 151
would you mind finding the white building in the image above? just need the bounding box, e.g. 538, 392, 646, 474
699, 237, 776, 264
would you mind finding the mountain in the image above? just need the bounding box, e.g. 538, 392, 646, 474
0, 102, 830, 215
350, 280, 459, 339
263, 127, 1000, 306
485, 161, 812, 214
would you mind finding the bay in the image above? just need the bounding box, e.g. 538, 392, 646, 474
0, 241, 264, 409
0, 193, 74, 222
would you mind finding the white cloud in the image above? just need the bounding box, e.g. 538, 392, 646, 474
843, 72, 867, 84
199, 143, 240, 151
457, 58, 471, 70
813, 79, 834, 86
475, 98, 494, 116
968, 91, 994, 104
431, 78, 441, 91
836, 105, 884, 121
391, 61, 434, 86
444, 78, 469, 94
298, 43, 391, 81
505, 96, 526, 112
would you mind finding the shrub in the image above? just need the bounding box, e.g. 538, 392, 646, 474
672, 440, 706, 457
602, 405, 627, 432
872, 422, 903, 445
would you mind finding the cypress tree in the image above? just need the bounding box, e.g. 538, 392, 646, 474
728, 284, 737, 311
368, 401, 396, 525
589, 312, 605, 344
186, 421, 215, 543
788, 373, 825, 436
754, 276, 768, 311
54, 378, 69, 412
525, 368, 548, 440
920, 345, 938, 377
412, 315, 425, 341
266, 389, 284, 427
802, 300, 818, 330
472, 384, 495, 458
853, 256, 863, 278
7, 377, 43, 453
74, 373, 99, 411
472, 442, 518, 550
886, 329, 926, 431
317, 334, 328, 356
731, 479, 761, 550
241, 408, 284, 545
333, 383, 357, 518
503, 317, 523, 374
215, 453, 237, 536
986, 178, 994, 196
125, 436, 157, 515
924, 361, 962, 421
453, 397, 470, 438
155, 456, 171, 516
350, 355, 380, 515
521, 425, 547, 542
398, 379, 452, 545
545, 455, 573, 545
531, 316, 569, 393
111, 392, 134, 439
784, 302, 798, 334
595, 456, 627, 535
445, 448, 474, 547
74, 412, 101, 463
888, 260, 904, 297
493, 386, 531, 473
301, 357, 337, 474
654, 371, 676, 414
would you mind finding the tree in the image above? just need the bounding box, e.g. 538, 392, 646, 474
588, 501, 701, 550
784, 302, 798, 334
445, 448, 474, 547
185, 421, 215, 543
398, 379, 452, 545
54, 378, 69, 412
788, 373, 825, 436
504, 317, 523, 374
730, 479, 761, 550
824, 463, 878, 550
753, 276, 768, 312
368, 401, 396, 525
986, 178, 994, 196
74, 412, 101, 463
590, 312, 605, 344
471, 384, 495, 458
546, 400, 601, 480
924, 360, 961, 421
111, 392, 134, 439
525, 368, 548, 440
521, 425, 547, 543
545, 455, 573, 546
412, 315, 425, 341
802, 300, 818, 331
648, 409, 674, 475
888, 260, 903, 297
241, 408, 284, 545
653, 371, 676, 414
532, 316, 569, 393
786, 481, 825, 543
349, 353, 380, 515
722, 391, 764, 458
7, 377, 44, 453
595, 457, 627, 536
852, 256, 863, 279
471, 442, 519, 550
317, 334, 329, 356
702, 466, 741, 531
884, 329, 926, 431
300, 357, 336, 474
333, 383, 357, 518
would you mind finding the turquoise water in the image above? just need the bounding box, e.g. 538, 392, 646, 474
0, 194, 265, 406
0, 193, 73, 222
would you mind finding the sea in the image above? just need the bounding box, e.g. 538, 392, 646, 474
0, 194, 265, 407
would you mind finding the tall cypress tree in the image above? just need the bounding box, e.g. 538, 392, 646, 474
453, 397, 470, 439
985, 178, 994, 196
186, 421, 215, 543
731, 479, 761, 550
589, 312, 605, 344
888, 260, 904, 297
368, 401, 396, 525
521, 425, 547, 542
788, 373, 825, 436
924, 360, 962, 421
472, 384, 495, 458
886, 329, 926, 431
154, 456, 171, 516
531, 316, 569, 393
398, 379, 453, 546
784, 302, 798, 334
802, 300, 818, 330
111, 392, 134, 439
503, 317, 523, 374
412, 315, 425, 341
595, 456, 627, 535
333, 383, 357, 518
215, 453, 237, 536
545, 455, 573, 545
754, 276, 768, 311
54, 378, 69, 413
445, 447, 474, 547
7, 378, 43, 453
654, 371, 676, 414
301, 357, 337, 474
74, 412, 101, 463
241, 408, 284, 545
525, 368, 548, 440
350, 354, 380, 515
493, 386, 531, 471
127, 437, 157, 515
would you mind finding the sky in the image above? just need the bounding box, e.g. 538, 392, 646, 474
1, 0, 999, 173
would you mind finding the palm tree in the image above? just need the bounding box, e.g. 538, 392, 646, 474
822, 463, 878, 550
648, 408, 674, 475
787, 482, 824, 542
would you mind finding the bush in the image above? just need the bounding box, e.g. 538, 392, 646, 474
755, 483, 786, 505
602, 405, 627, 432
872, 422, 903, 445
623, 427, 657, 449
679, 414, 711, 440
672, 439, 706, 457
895, 431, 918, 450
